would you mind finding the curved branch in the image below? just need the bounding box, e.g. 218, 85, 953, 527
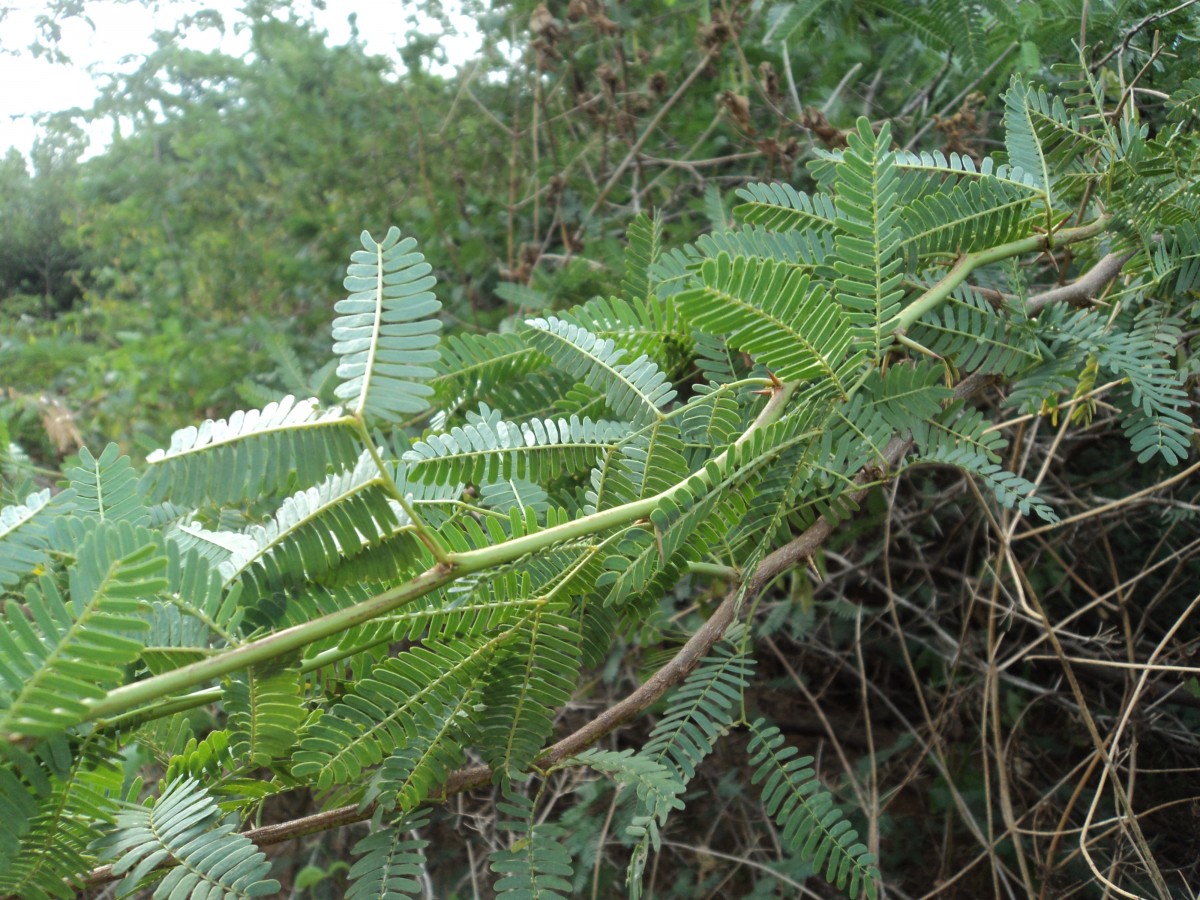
1026, 250, 1136, 315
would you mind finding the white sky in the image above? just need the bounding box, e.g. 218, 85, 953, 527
0, 0, 482, 159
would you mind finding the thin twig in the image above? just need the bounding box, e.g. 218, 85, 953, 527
578, 49, 718, 233
822, 62, 863, 115
780, 41, 803, 117
905, 42, 1019, 150
1015, 460, 1200, 541
1090, 0, 1200, 71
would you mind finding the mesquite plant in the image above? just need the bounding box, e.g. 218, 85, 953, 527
1, 72, 1197, 899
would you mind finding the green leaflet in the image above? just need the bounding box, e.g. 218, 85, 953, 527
597, 464, 748, 606
226, 664, 306, 765
642, 636, 754, 781
405, 406, 628, 487
0, 521, 166, 742
1007, 303, 1195, 466
0, 489, 60, 587
217, 450, 402, 600
734, 182, 839, 233
0, 758, 44, 878
155, 542, 244, 648
347, 809, 432, 900
832, 118, 905, 361
1152, 221, 1200, 294
334, 226, 443, 422
1003, 75, 1056, 207
615, 422, 689, 502
908, 284, 1045, 376
680, 384, 743, 446
523, 316, 676, 425
0, 741, 122, 900
479, 476, 550, 518
372, 685, 480, 812
908, 401, 1058, 522
897, 177, 1039, 267
490, 783, 575, 899
429, 331, 550, 410
622, 211, 664, 302
68, 443, 148, 525
763, 0, 826, 45
567, 749, 685, 899
555, 294, 687, 371
889, 147, 1043, 200
388, 590, 541, 644
291, 637, 493, 790
861, 362, 953, 433
863, 0, 986, 68
747, 719, 880, 900
143, 393, 360, 506
95, 776, 279, 898
480, 605, 582, 776
676, 252, 862, 393
164, 728, 237, 787
696, 222, 836, 275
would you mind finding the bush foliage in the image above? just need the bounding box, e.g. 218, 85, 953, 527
2, 2, 1199, 897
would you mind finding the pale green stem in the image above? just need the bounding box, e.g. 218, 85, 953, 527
95, 626, 397, 733
443, 382, 800, 572
99, 538, 615, 734
892, 215, 1112, 333
687, 561, 739, 579
98, 686, 223, 731
60, 565, 455, 734
350, 415, 452, 564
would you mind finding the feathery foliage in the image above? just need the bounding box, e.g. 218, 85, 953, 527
292, 637, 492, 792
676, 253, 863, 394
225, 664, 306, 766
832, 119, 905, 360
490, 782, 576, 899
94, 776, 279, 898
0, 741, 122, 900
346, 809, 432, 900
1, 29, 1197, 897
568, 749, 686, 899
0, 520, 166, 742
642, 636, 756, 782
143, 394, 360, 507
747, 719, 880, 899
0, 488, 60, 586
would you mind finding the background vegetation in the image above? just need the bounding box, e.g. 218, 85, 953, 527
2, 0, 1199, 897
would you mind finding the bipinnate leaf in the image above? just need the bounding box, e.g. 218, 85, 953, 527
68, 443, 148, 525
347, 809, 432, 900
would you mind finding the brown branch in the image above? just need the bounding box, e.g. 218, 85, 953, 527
1089, 0, 1200, 71
1025, 250, 1136, 315
947, 249, 1136, 316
